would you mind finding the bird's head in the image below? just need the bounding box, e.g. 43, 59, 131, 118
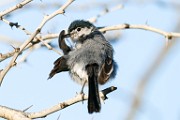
68, 20, 96, 41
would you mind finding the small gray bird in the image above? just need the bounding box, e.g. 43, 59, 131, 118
49, 20, 117, 113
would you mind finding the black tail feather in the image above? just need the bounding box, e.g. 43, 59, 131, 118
86, 63, 101, 114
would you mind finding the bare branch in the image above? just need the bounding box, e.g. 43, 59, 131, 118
0, 86, 117, 119
0, 0, 33, 18
0, 0, 75, 86
1, 23, 180, 63
0, 34, 59, 62
1, 22, 180, 60
27, 86, 116, 119
0, 105, 31, 120
99, 24, 180, 38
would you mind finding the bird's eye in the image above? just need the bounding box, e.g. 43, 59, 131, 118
77, 27, 81, 32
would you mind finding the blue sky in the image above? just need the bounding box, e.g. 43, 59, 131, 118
0, 0, 180, 120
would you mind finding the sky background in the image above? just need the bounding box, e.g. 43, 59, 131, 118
0, 0, 180, 120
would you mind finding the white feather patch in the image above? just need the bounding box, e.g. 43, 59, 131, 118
71, 63, 88, 85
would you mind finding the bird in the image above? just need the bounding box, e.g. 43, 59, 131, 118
48, 20, 117, 114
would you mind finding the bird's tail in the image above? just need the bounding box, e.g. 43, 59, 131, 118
86, 63, 101, 114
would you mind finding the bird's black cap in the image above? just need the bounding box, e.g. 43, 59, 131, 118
68, 20, 95, 33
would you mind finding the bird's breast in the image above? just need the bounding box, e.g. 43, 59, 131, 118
69, 63, 88, 85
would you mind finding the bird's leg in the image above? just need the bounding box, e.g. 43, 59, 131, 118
80, 80, 87, 104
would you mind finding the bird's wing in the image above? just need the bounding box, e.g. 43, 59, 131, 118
48, 56, 69, 79
98, 56, 113, 85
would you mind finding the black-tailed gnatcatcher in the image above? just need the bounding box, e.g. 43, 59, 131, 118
48, 20, 117, 114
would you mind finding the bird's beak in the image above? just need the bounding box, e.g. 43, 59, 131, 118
64, 33, 70, 38
58, 30, 70, 44
59, 30, 76, 41
60, 30, 71, 38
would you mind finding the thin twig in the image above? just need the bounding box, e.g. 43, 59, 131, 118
37, 37, 62, 55
125, 40, 176, 120
1, 18, 31, 35
17, 47, 34, 64
23, 105, 33, 112
88, 4, 123, 23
